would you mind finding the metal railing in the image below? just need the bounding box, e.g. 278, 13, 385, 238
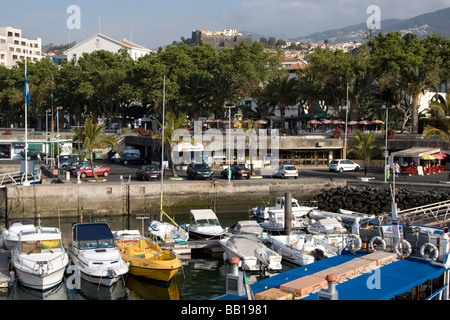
0, 170, 42, 188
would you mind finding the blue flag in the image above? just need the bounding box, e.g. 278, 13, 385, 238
24, 74, 30, 106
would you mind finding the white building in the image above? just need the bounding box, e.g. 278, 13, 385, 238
66, 33, 153, 63
0, 27, 42, 68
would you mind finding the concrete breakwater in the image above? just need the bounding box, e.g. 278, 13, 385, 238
313, 185, 450, 215
4, 178, 346, 219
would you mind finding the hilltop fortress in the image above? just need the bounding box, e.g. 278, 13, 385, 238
191, 28, 252, 49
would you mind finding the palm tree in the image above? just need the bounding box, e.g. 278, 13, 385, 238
153, 111, 188, 177
262, 74, 301, 130
348, 129, 382, 177
73, 118, 117, 178
423, 92, 450, 179
423, 92, 450, 143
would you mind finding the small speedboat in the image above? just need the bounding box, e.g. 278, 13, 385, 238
148, 220, 189, 243
307, 217, 348, 235
250, 197, 317, 221
12, 224, 69, 291
220, 234, 282, 271
2, 219, 35, 251
226, 220, 264, 237
114, 230, 181, 282
185, 209, 225, 239
67, 222, 129, 287
267, 232, 339, 266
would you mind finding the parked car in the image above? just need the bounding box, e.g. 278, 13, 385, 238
110, 149, 141, 162
273, 165, 298, 179
20, 149, 46, 160
75, 164, 110, 178
136, 165, 161, 181
187, 163, 214, 180
68, 161, 90, 174
329, 159, 360, 172
119, 153, 148, 165
220, 165, 251, 179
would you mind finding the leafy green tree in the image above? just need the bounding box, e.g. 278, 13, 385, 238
73, 118, 117, 178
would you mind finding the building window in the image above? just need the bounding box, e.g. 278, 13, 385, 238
7, 32, 12, 37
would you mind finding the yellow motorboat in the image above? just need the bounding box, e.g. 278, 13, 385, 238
115, 230, 181, 282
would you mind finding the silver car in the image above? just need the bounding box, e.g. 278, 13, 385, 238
273, 165, 298, 179
329, 159, 360, 172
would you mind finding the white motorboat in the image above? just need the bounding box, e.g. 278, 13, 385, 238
185, 209, 225, 239
260, 210, 309, 234
12, 224, 69, 291
148, 220, 189, 243
267, 232, 339, 266
2, 219, 35, 251
67, 222, 129, 287
307, 217, 348, 235
220, 234, 282, 271
226, 220, 264, 237
250, 197, 317, 221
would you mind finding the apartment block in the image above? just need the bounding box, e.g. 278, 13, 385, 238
0, 27, 42, 68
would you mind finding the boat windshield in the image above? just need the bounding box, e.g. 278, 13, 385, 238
78, 238, 115, 250
194, 219, 221, 226
20, 240, 63, 254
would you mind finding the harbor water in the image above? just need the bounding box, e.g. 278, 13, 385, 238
0, 203, 300, 300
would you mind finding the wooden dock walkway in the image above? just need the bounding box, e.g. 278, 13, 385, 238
159, 239, 223, 256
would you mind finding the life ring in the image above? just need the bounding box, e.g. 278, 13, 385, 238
369, 236, 386, 252
420, 243, 439, 262
346, 234, 362, 253
395, 239, 412, 258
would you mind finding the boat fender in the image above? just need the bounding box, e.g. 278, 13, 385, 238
346, 234, 362, 253
394, 239, 412, 258
420, 243, 439, 262
369, 236, 386, 252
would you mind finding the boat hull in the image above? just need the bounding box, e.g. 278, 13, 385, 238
67, 250, 129, 287
116, 238, 182, 282
268, 237, 315, 266
14, 264, 67, 291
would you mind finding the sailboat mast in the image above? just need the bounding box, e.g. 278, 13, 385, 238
160, 75, 166, 221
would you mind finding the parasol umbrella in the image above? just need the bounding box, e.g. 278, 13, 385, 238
348, 121, 358, 125
308, 120, 321, 125
431, 153, 447, 159
420, 155, 435, 160
331, 120, 345, 125
255, 119, 268, 124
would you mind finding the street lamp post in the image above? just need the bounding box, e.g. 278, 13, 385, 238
343, 82, 349, 159
45, 109, 50, 166
224, 104, 235, 183
382, 105, 393, 183
56, 106, 62, 168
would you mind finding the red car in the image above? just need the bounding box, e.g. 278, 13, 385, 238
76, 164, 110, 178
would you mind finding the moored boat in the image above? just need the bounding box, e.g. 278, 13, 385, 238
67, 222, 129, 287
2, 219, 35, 251
12, 224, 69, 291
185, 209, 225, 239
220, 234, 282, 271
114, 230, 181, 282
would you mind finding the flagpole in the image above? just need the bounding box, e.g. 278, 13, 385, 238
23, 58, 30, 186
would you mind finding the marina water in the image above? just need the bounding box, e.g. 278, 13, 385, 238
0, 204, 298, 300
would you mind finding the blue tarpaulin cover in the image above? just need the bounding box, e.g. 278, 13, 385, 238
217, 251, 447, 300
72, 222, 114, 241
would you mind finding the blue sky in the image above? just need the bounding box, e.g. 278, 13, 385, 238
2, 0, 449, 49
